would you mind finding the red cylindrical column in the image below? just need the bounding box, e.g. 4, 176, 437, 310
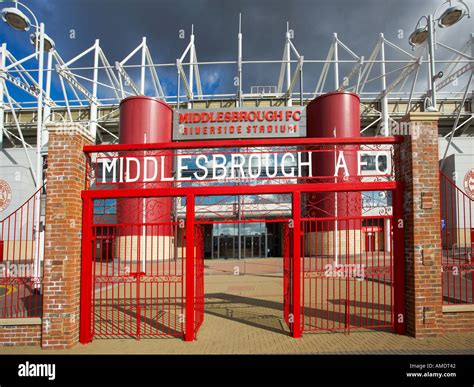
117, 97, 174, 261
305, 91, 362, 255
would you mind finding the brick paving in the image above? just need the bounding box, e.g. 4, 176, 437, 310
1, 259, 473, 354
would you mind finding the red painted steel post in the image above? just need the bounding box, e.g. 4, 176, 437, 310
292, 191, 302, 338
80, 195, 93, 344
185, 194, 195, 341
392, 183, 406, 335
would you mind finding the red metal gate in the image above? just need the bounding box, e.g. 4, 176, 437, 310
440, 171, 473, 305
80, 136, 405, 342
89, 206, 185, 339
80, 195, 204, 341
299, 191, 397, 334
301, 216, 394, 333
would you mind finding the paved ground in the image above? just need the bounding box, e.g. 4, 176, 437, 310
1, 258, 473, 354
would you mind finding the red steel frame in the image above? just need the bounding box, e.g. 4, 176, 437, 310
80, 136, 405, 342
283, 223, 293, 330
194, 225, 205, 337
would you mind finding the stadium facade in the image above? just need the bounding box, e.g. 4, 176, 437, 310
0, 1, 472, 348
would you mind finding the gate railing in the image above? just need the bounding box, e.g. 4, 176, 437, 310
283, 223, 293, 330
300, 215, 394, 334
0, 185, 45, 319
89, 218, 186, 339
440, 170, 473, 305
82, 136, 404, 341
194, 226, 204, 337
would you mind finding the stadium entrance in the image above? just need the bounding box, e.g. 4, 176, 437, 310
79, 135, 405, 343
207, 222, 283, 260
77, 92, 406, 343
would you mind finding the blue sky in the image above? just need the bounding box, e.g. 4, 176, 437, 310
1, 0, 473, 105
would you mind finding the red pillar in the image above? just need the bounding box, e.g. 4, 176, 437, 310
185, 194, 195, 341
79, 195, 93, 344
117, 97, 174, 262
292, 191, 302, 338
306, 91, 362, 223
305, 92, 362, 257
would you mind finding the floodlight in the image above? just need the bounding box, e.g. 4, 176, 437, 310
1, 7, 31, 31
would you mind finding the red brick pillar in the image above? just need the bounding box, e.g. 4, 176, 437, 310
41, 123, 93, 349
398, 112, 444, 338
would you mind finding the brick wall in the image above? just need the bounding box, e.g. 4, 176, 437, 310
398, 113, 444, 338
443, 311, 474, 332
41, 124, 93, 349
0, 325, 41, 346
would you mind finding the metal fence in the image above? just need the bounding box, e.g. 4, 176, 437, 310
440, 171, 473, 305
0, 186, 44, 319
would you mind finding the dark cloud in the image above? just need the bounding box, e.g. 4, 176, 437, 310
1, 0, 472, 99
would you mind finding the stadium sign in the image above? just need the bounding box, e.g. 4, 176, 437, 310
96, 149, 391, 185
173, 106, 306, 140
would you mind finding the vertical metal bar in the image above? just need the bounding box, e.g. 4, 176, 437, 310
264, 223, 268, 258
136, 271, 141, 339
0, 43, 5, 149
428, 14, 437, 109
161, 223, 165, 333
237, 13, 243, 107
299, 58, 304, 106
176, 61, 181, 110
324, 219, 329, 330
140, 37, 146, 95
43, 50, 53, 133
292, 191, 302, 338
33, 23, 45, 291
90, 39, 99, 140
112, 225, 116, 336
180, 220, 185, 335
406, 57, 421, 115
359, 216, 363, 327
380, 34, 389, 136
303, 220, 308, 329
238, 195, 242, 260
189, 26, 194, 106
167, 223, 171, 334
286, 24, 292, 107
450, 173, 456, 302
104, 227, 109, 336
185, 194, 195, 341
333, 33, 339, 90
80, 195, 93, 344
99, 225, 103, 336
